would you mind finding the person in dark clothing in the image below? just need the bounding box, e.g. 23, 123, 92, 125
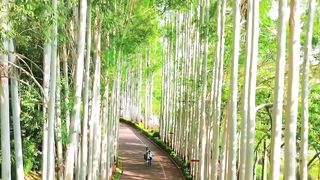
145, 147, 153, 166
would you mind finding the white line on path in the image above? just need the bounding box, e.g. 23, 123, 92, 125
127, 126, 168, 180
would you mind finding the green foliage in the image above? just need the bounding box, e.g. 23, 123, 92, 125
22, 139, 39, 174
311, 6, 320, 47
10, 0, 53, 41
155, 0, 192, 12
113, 157, 123, 180
19, 83, 43, 173
105, 1, 159, 55
309, 84, 320, 152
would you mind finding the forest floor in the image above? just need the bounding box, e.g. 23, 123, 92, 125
118, 123, 183, 180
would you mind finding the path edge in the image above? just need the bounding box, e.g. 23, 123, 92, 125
120, 118, 192, 180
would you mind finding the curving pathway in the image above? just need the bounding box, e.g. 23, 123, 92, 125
119, 123, 184, 180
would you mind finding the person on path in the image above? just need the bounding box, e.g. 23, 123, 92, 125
145, 147, 153, 166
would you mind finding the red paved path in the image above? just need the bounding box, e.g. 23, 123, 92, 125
119, 123, 184, 180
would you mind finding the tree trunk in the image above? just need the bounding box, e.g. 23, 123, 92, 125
0, 55, 11, 180
100, 83, 109, 180
199, 1, 209, 178
1, 1, 11, 177
253, 152, 259, 180
80, 2, 92, 179
239, 0, 253, 179
46, 0, 58, 178
9, 39, 24, 180
221, 102, 230, 180
245, 0, 259, 179
227, 0, 241, 178
62, 44, 70, 134
284, 0, 301, 179
262, 140, 268, 180
64, 0, 87, 178
300, 0, 316, 179
55, 55, 63, 180
92, 17, 102, 179
160, 45, 166, 139
211, 0, 226, 179
270, 0, 288, 179
138, 53, 142, 120
41, 12, 52, 180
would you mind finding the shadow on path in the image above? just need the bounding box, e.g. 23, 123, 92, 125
118, 123, 183, 180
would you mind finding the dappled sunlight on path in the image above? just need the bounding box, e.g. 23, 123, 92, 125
119, 123, 183, 180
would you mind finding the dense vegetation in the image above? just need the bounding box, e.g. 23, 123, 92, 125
0, 0, 319, 179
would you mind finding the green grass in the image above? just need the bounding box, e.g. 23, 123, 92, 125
113, 158, 123, 180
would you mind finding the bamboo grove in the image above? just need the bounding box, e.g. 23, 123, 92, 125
0, 0, 158, 179
0, 0, 320, 180
159, 0, 319, 180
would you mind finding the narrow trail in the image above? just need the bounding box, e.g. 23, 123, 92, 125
119, 123, 184, 180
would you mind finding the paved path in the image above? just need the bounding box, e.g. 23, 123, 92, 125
119, 123, 184, 180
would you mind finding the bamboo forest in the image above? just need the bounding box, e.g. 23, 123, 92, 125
0, 0, 320, 179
